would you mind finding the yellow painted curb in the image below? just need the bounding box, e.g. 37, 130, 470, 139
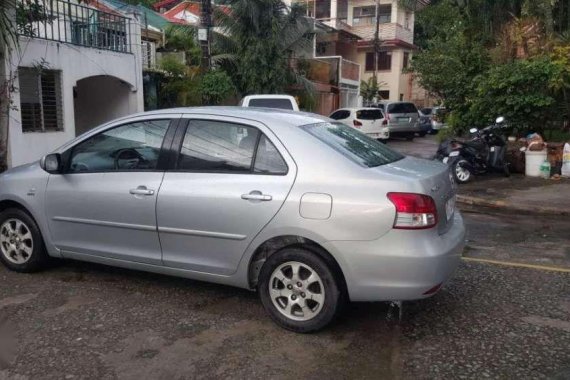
462, 257, 570, 273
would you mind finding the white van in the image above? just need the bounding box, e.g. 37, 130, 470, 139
240, 95, 300, 111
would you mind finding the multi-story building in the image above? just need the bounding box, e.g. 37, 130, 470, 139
291, 0, 429, 105
2, 0, 146, 167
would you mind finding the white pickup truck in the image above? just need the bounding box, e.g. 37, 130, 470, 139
239, 95, 300, 111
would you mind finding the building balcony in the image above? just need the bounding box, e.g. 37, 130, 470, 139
314, 56, 361, 87
351, 22, 413, 44
16, 0, 133, 54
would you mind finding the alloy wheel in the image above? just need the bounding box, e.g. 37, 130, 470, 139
455, 160, 471, 183
0, 219, 34, 264
268, 261, 325, 322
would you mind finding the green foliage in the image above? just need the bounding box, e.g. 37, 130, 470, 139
212, 0, 315, 96
470, 58, 558, 131
200, 70, 235, 105
411, 0, 490, 130
360, 77, 379, 104
157, 55, 201, 107
164, 24, 202, 67
16, 0, 51, 37
412, 0, 570, 135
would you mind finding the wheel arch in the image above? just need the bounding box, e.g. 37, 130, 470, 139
247, 235, 348, 295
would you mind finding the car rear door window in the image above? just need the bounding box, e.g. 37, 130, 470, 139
177, 120, 259, 172
248, 99, 294, 110
254, 135, 288, 174
301, 122, 403, 168
330, 110, 351, 120
388, 103, 418, 114
68, 119, 170, 173
356, 109, 383, 120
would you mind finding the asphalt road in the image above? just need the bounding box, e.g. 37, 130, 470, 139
0, 136, 568, 379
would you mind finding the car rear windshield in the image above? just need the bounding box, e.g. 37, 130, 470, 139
301, 122, 404, 168
387, 103, 418, 114
356, 109, 383, 120
248, 98, 294, 110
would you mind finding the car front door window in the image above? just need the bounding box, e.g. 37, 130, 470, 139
69, 120, 170, 173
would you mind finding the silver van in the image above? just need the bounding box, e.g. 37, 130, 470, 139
374, 102, 420, 140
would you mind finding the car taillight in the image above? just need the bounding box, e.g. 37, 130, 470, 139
385, 113, 391, 121
382, 119, 388, 126
353, 120, 362, 128
387, 192, 438, 229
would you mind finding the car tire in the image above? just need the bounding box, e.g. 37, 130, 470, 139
0, 208, 50, 273
258, 247, 343, 333
452, 159, 472, 184
419, 132, 427, 137
405, 134, 414, 141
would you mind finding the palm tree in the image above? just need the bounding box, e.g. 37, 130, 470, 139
212, 0, 315, 96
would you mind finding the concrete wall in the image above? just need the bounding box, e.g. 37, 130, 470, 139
6, 19, 143, 167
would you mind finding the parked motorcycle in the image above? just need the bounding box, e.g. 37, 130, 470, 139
435, 117, 511, 184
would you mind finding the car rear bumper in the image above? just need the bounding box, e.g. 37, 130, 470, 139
365, 129, 390, 140
323, 212, 466, 302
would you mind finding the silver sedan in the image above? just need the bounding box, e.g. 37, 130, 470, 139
0, 107, 465, 332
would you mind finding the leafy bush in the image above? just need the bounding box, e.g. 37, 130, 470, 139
200, 70, 235, 105
470, 58, 558, 132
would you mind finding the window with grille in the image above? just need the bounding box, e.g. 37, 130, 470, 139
353, 5, 391, 26
19, 68, 63, 133
365, 51, 392, 71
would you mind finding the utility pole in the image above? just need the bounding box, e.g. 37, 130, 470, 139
373, 0, 380, 100
199, 0, 212, 71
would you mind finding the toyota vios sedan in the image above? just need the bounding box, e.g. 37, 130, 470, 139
0, 107, 465, 332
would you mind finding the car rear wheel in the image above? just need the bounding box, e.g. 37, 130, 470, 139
258, 247, 342, 333
0, 208, 49, 272
405, 133, 415, 141
418, 132, 427, 137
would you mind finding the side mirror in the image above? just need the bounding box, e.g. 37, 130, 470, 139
496, 116, 505, 124
469, 128, 478, 134
40, 153, 62, 174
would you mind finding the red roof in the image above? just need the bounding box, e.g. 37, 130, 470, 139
162, 1, 231, 22
152, 0, 182, 11
163, 1, 200, 19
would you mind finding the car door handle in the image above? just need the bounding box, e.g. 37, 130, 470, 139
241, 191, 272, 201
129, 186, 155, 196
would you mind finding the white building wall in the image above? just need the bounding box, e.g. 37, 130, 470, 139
7, 20, 143, 167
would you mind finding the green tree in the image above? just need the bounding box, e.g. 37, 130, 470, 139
470, 58, 558, 131
213, 0, 315, 96
411, 0, 490, 130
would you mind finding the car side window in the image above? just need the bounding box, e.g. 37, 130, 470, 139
68, 119, 170, 173
177, 120, 260, 172
254, 135, 288, 174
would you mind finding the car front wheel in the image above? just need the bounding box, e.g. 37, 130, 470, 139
0, 208, 49, 272
258, 247, 342, 333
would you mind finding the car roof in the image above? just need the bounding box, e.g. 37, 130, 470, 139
334, 107, 383, 111
242, 94, 296, 100
114, 106, 329, 129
